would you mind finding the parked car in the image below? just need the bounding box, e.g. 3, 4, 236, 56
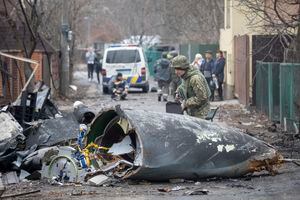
102, 44, 149, 94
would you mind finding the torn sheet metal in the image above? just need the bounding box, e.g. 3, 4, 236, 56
0, 173, 4, 197
1, 171, 19, 185
87, 106, 282, 181
108, 135, 134, 155
25, 113, 79, 149
22, 147, 59, 173
35, 86, 51, 111
0, 112, 25, 158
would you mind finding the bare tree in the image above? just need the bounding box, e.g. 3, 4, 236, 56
238, 0, 300, 62
1, 0, 44, 90
1, 0, 92, 86
79, 0, 224, 44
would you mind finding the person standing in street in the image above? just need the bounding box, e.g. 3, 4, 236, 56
85, 47, 96, 82
213, 50, 226, 101
94, 52, 102, 84
167, 50, 180, 98
172, 55, 211, 119
191, 53, 204, 70
154, 52, 171, 101
200, 50, 215, 101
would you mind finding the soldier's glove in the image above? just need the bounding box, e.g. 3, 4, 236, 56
181, 100, 187, 111
175, 92, 180, 102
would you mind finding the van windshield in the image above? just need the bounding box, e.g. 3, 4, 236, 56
106, 50, 141, 63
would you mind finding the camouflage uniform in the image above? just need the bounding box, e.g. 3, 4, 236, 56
167, 51, 181, 97
172, 55, 211, 119
170, 68, 181, 97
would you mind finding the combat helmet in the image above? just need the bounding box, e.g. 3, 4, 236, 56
172, 55, 190, 70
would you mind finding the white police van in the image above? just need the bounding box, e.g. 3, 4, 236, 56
102, 44, 149, 94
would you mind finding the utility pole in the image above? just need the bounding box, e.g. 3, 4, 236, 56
84, 16, 91, 47
60, 0, 70, 96
188, 44, 191, 63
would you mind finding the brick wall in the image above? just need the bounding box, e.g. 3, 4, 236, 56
0, 52, 44, 105
31, 52, 43, 81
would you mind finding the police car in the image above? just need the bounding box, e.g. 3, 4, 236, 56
102, 44, 150, 94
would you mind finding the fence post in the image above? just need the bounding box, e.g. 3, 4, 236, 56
256, 61, 261, 112
268, 63, 273, 119
289, 64, 294, 120
280, 63, 283, 124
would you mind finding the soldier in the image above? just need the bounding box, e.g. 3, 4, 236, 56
172, 55, 211, 119
167, 51, 180, 98
154, 52, 171, 101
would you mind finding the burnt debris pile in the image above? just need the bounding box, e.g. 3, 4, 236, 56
1, 99, 283, 191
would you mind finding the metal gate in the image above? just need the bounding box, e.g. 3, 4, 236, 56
234, 35, 250, 105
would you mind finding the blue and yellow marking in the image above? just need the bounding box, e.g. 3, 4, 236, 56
125, 75, 143, 84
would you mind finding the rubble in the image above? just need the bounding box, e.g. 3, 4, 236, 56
41, 146, 85, 183
1, 171, 19, 185
183, 189, 209, 195
73, 101, 95, 124
19, 170, 31, 181
0, 112, 24, 148
0, 97, 287, 188
25, 113, 79, 149
0, 81, 81, 186
0, 112, 25, 170
87, 174, 110, 186
22, 147, 60, 173
0, 174, 4, 197
158, 186, 187, 192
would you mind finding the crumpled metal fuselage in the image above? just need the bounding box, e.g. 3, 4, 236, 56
87, 107, 282, 181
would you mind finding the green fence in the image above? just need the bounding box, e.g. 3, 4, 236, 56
145, 43, 219, 76
145, 50, 162, 76
179, 44, 219, 63
280, 63, 300, 125
256, 62, 300, 126
256, 62, 280, 121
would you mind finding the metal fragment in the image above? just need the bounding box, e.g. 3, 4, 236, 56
86, 107, 282, 181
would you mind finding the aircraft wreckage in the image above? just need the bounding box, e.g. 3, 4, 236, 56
77, 106, 282, 181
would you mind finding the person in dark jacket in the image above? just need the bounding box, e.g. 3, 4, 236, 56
200, 50, 215, 101
154, 52, 171, 101
94, 53, 102, 84
111, 73, 128, 100
213, 50, 226, 101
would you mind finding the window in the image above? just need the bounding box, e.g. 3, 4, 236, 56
106, 50, 141, 63
226, 0, 231, 29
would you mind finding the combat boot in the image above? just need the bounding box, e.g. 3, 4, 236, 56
158, 94, 162, 101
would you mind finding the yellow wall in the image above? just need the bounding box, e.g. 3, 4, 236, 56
220, 0, 262, 95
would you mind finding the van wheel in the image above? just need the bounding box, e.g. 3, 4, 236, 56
142, 84, 149, 93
